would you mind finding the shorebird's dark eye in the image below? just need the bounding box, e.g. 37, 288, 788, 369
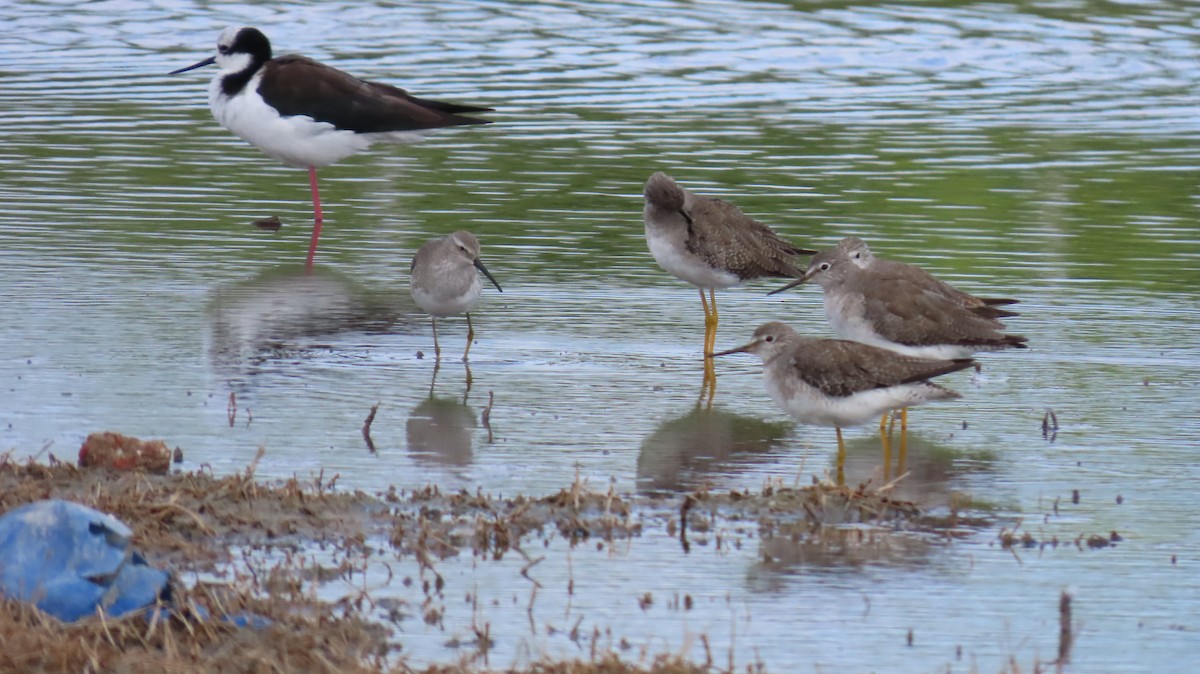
819, 262, 831, 271
852, 252, 861, 259
458, 245, 468, 253
218, 45, 229, 54
764, 335, 775, 342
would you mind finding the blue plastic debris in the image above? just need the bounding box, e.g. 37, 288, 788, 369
0, 499, 170, 622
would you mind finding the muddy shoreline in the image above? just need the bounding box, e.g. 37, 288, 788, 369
0, 453, 1096, 673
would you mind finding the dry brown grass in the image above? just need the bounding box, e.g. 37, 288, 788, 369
0, 451, 962, 673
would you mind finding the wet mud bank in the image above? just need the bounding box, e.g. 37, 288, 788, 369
0, 455, 1103, 673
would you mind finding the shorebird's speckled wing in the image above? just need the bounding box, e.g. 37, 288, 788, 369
785, 338, 975, 398
847, 268, 1028, 350
871, 257, 1020, 320
682, 193, 813, 281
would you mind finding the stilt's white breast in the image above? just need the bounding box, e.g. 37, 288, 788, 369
209, 71, 373, 168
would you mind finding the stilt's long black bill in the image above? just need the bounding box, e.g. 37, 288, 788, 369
169, 55, 216, 75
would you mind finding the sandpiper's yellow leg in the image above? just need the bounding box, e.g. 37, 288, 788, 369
462, 313, 475, 362
880, 411, 896, 458
897, 408, 909, 476
698, 288, 713, 356
708, 288, 719, 356
880, 415, 893, 480
699, 288, 720, 356
463, 362, 473, 401
431, 317, 442, 361
835, 428, 847, 486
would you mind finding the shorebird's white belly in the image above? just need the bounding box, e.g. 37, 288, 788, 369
210, 73, 422, 169
412, 275, 482, 318
763, 363, 931, 428
824, 289, 975, 360
645, 225, 740, 289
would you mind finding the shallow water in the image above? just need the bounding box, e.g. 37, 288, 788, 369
3, 0, 1200, 671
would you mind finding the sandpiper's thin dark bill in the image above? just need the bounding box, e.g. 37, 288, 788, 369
171, 26, 493, 271
472, 259, 503, 293
766, 267, 817, 295
709, 343, 751, 358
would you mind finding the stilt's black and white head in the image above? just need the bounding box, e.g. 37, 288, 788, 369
169, 27, 273, 78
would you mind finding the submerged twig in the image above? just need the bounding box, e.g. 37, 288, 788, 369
362, 402, 380, 452
1042, 408, 1059, 442
227, 393, 237, 428
1057, 590, 1074, 668
482, 391, 495, 444
679, 494, 694, 553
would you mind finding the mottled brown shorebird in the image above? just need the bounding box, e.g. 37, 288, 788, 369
770, 236, 1026, 442
712, 322, 974, 483
410, 231, 502, 362
770, 236, 1026, 359
643, 172, 814, 357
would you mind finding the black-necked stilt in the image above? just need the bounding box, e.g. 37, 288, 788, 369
170, 26, 493, 270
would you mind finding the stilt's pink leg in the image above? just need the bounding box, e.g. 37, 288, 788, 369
305, 167, 323, 272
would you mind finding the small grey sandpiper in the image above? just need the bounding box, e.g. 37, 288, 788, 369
643, 172, 815, 357
170, 27, 492, 271
712, 321, 974, 483
410, 231, 502, 362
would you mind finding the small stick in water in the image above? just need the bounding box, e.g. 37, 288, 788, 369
482, 391, 495, 443
1058, 590, 1073, 666
362, 402, 380, 452
1042, 409, 1059, 441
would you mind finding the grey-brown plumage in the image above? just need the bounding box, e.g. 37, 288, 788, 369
713, 321, 974, 429
643, 171, 814, 356
770, 237, 1027, 359
780, 334, 974, 400
409, 231, 502, 362
643, 172, 814, 287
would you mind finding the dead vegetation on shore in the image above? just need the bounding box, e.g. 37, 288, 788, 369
0, 451, 1043, 673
